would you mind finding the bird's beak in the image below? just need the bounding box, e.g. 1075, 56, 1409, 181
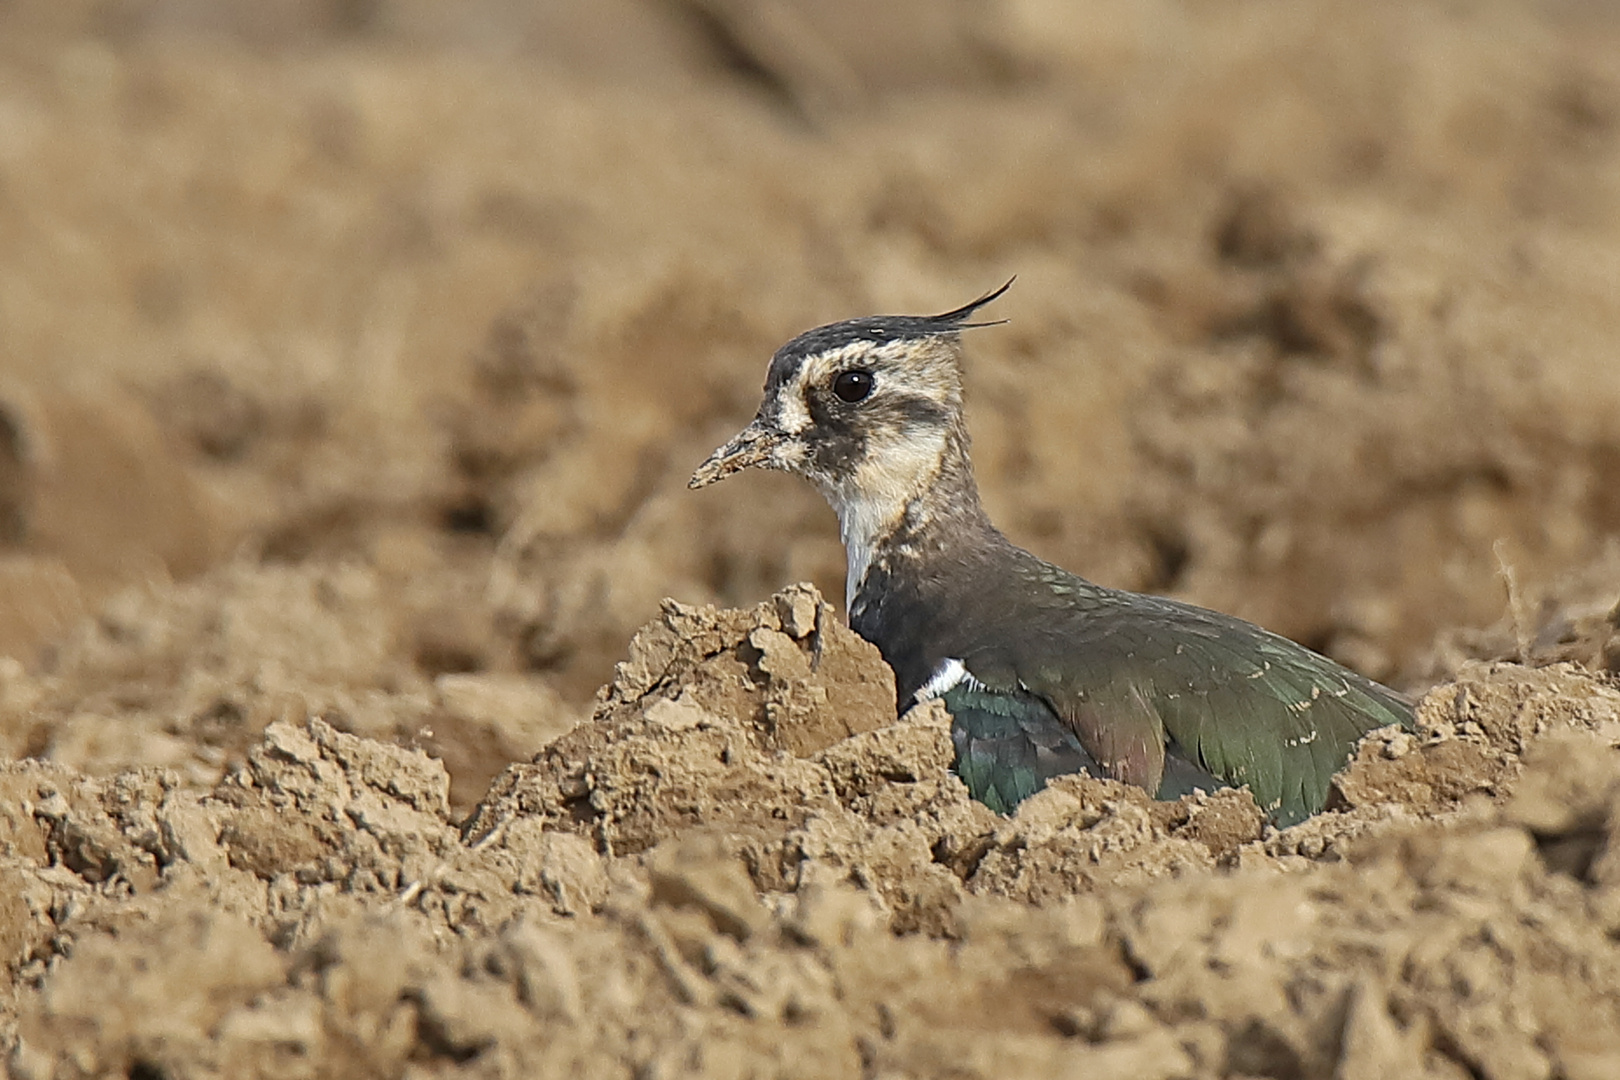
689, 421, 784, 489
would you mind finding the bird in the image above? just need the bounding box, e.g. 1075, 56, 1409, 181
689, 281, 1414, 826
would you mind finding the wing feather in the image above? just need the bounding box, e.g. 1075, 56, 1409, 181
943, 565, 1414, 825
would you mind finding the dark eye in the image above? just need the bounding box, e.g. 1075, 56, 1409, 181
831, 369, 874, 404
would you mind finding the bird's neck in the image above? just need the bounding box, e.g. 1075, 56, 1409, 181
826, 426, 998, 615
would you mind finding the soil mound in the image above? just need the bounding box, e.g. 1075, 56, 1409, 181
5, 584, 1620, 1079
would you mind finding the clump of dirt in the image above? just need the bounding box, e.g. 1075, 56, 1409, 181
5, 584, 1620, 1078
0, 561, 581, 815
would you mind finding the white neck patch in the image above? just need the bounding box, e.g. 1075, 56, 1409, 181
835, 490, 891, 614
824, 425, 947, 613
914, 657, 986, 704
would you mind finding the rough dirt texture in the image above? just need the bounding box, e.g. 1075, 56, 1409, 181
6, 587, 1620, 1079
4, 1, 1620, 1077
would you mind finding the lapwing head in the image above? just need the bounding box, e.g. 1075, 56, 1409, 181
689, 280, 1011, 504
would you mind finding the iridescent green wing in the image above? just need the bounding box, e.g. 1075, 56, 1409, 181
942, 681, 1100, 815
958, 572, 1412, 826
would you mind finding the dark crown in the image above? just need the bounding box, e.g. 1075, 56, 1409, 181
763, 279, 1014, 391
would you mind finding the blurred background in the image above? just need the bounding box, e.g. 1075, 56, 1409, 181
1, 0, 1618, 807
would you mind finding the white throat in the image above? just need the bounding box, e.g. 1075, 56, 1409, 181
824, 429, 948, 616
832, 487, 901, 615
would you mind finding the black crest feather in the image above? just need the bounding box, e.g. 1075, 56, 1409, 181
923, 277, 1015, 330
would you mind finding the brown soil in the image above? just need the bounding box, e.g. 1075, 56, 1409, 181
3, 2, 1620, 1077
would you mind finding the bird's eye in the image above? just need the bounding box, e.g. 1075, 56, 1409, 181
831, 369, 875, 404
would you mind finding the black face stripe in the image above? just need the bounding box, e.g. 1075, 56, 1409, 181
797, 388, 952, 482
806, 386, 849, 429
804, 390, 866, 476
807, 375, 949, 434
879, 393, 952, 429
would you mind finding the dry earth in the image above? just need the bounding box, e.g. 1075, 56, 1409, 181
2, 1, 1620, 1077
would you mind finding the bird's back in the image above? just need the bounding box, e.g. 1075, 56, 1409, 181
857, 541, 1414, 825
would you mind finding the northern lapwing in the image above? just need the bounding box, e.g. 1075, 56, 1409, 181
690, 282, 1413, 825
